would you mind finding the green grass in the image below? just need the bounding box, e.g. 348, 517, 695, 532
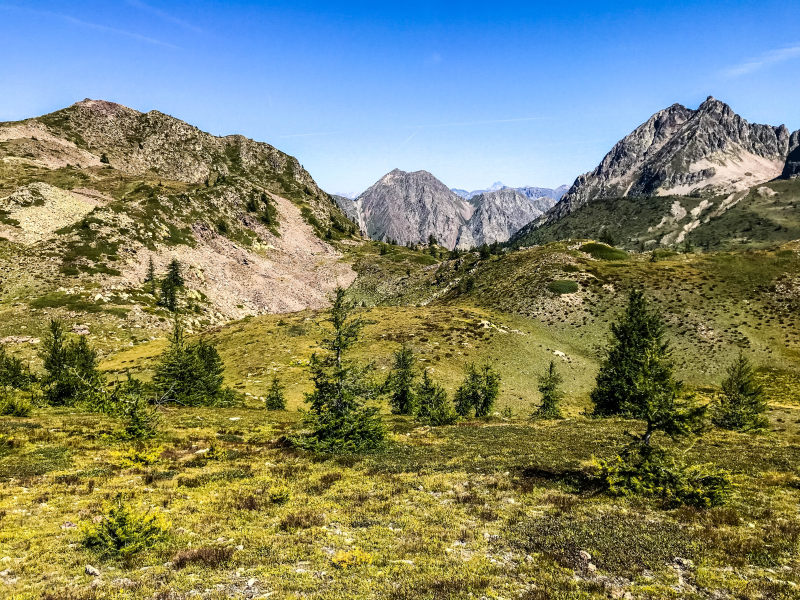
547, 279, 579, 295
579, 242, 629, 261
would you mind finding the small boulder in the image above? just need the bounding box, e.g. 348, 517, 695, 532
85, 564, 101, 577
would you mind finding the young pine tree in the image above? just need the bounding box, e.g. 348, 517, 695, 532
454, 363, 500, 418
384, 345, 417, 415
144, 256, 157, 296
39, 320, 103, 406
265, 376, 286, 410
534, 360, 563, 419
302, 287, 384, 453
159, 258, 184, 312
415, 369, 456, 426
592, 290, 670, 417
152, 318, 225, 406
712, 353, 768, 431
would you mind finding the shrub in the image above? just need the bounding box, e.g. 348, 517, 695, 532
415, 369, 456, 426
331, 548, 372, 569
712, 353, 769, 431
117, 445, 161, 467
0, 395, 32, 417
592, 445, 732, 508
83, 498, 168, 563
454, 363, 500, 418
280, 509, 324, 530
264, 376, 286, 410
172, 545, 234, 570
579, 242, 628, 260
547, 280, 579, 295
269, 485, 291, 504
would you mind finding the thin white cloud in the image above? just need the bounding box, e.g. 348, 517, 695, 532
723, 44, 800, 78
0, 4, 178, 48
124, 0, 203, 34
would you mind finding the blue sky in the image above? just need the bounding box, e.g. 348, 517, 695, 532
2, 1, 799, 194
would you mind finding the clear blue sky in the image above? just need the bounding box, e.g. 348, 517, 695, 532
2, 1, 799, 195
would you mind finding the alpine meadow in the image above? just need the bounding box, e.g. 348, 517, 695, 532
1, 2, 800, 599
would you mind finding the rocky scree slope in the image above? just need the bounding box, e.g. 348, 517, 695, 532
0, 99, 356, 337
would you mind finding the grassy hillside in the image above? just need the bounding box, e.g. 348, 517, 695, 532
514, 178, 800, 251
1, 237, 800, 598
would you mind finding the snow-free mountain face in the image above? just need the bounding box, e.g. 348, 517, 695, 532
452, 182, 567, 202
455, 187, 556, 248
553, 97, 793, 222
0, 99, 356, 328
340, 170, 558, 249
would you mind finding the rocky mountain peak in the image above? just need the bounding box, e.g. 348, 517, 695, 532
551, 97, 792, 222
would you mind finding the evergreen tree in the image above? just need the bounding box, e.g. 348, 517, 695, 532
39, 320, 103, 406
534, 360, 563, 419
712, 353, 768, 431
302, 287, 384, 453
114, 375, 159, 440
144, 257, 157, 296
624, 345, 705, 446
384, 345, 417, 415
159, 259, 184, 312
479, 244, 491, 259
265, 376, 286, 410
454, 363, 500, 418
415, 369, 456, 426
0, 346, 32, 398
592, 290, 670, 417
152, 318, 225, 406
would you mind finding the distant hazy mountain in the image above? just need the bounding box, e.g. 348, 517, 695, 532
456, 187, 556, 248
338, 170, 556, 248
452, 182, 567, 202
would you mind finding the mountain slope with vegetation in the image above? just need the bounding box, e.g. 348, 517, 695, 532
0, 99, 357, 343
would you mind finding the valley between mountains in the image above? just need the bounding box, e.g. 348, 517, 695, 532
1, 96, 799, 599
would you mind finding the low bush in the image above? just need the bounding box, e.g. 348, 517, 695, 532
172, 545, 234, 570
547, 280, 579, 295
580, 242, 629, 261
592, 445, 732, 508
0, 395, 32, 417
83, 498, 168, 563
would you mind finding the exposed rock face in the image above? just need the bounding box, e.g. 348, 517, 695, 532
782, 130, 800, 179
356, 169, 473, 249
349, 170, 558, 248
553, 97, 791, 221
456, 188, 555, 248
516, 185, 569, 202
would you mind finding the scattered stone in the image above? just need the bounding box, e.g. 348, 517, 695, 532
85, 564, 100, 577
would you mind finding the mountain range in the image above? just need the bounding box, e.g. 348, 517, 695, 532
335, 170, 558, 249
513, 96, 800, 249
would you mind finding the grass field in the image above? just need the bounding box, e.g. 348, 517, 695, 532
1, 239, 800, 599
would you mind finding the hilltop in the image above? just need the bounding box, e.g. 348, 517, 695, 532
0, 99, 357, 342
